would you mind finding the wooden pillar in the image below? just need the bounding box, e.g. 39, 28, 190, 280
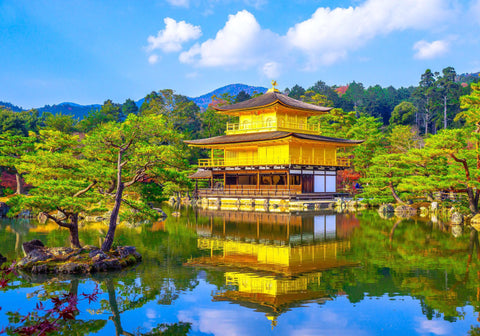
257, 171, 260, 191
287, 170, 290, 193
300, 169, 303, 193
223, 172, 226, 189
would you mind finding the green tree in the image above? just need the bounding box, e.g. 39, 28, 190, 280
140, 90, 201, 139
0, 132, 36, 194
390, 101, 417, 126
122, 98, 139, 117
288, 84, 306, 100
14, 130, 100, 248
426, 129, 480, 213
414, 69, 440, 134
435, 66, 461, 129
235, 90, 251, 103
78, 99, 123, 132
361, 153, 410, 204
342, 81, 365, 114
347, 115, 385, 177
300, 90, 333, 106
0, 107, 41, 136
43, 113, 78, 133
83, 114, 188, 251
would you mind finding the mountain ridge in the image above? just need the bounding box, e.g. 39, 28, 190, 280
0, 83, 267, 118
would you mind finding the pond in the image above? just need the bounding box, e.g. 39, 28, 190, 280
0, 208, 479, 335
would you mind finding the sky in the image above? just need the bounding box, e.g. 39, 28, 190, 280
1, 0, 480, 109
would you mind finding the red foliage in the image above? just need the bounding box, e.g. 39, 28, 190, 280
0, 172, 16, 190
338, 169, 361, 194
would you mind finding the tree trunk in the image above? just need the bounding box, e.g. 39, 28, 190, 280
389, 181, 405, 204
467, 188, 479, 214
443, 95, 447, 129
68, 214, 82, 248
15, 172, 23, 195
102, 150, 125, 252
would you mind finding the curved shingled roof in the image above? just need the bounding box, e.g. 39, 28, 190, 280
214, 91, 332, 113
184, 131, 363, 146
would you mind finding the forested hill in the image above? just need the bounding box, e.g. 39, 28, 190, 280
191, 83, 268, 108
0, 101, 23, 112
36, 103, 101, 119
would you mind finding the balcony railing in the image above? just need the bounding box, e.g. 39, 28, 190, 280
198, 157, 350, 168
226, 120, 320, 135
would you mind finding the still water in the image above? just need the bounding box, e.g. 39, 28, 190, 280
0, 208, 479, 335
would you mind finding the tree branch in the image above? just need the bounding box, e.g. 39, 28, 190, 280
450, 153, 470, 181
42, 212, 72, 229
73, 180, 97, 198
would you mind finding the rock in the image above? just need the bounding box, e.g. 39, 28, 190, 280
17, 248, 54, 268
152, 208, 167, 218
394, 205, 417, 218
471, 214, 480, 225
451, 212, 464, 225
431, 202, 438, 212
22, 239, 45, 255
451, 224, 463, 238
94, 258, 121, 272
53, 210, 67, 221
91, 252, 108, 263
116, 246, 137, 259
58, 262, 89, 274
171, 212, 180, 217
378, 204, 394, 213
49, 247, 74, 258
0, 202, 9, 217
37, 212, 48, 224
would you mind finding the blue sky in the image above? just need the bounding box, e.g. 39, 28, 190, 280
1, 0, 480, 108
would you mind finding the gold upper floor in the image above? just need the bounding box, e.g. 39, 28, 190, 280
224, 105, 320, 135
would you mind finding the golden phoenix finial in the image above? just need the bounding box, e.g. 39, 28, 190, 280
271, 80, 277, 90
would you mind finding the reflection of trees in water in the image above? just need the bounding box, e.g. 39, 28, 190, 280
8, 270, 194, 336
343, 211, 480, 322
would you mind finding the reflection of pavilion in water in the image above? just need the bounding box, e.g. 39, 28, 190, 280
187, 210, 359, 326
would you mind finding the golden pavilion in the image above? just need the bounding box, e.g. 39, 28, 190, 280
185, 82, 362, 209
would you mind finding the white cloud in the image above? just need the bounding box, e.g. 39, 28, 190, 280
179, 10, 278, 68
168, 0, 456, 73
413, 39, 449, 59
166, 0, 189, 8
148, 54, 159, 64
262, 61, 280, 78
285, 0, 453, 68
147, 18, 201, 53
415, 318, 451, 335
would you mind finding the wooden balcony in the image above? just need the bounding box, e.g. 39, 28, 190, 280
226, 120, 320, 135
197, 187, 339, 199
197, 185, 300, 198
197, 157, 350, 168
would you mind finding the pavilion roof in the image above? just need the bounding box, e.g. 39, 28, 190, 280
213, 91, 332, 113
184, 131, 363, 146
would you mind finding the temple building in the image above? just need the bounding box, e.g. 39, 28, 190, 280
185, 82, 362, 210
